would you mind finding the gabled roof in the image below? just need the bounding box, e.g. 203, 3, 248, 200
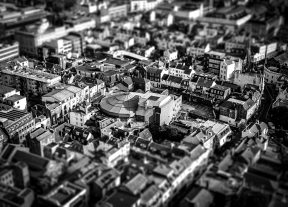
135, 137, 151, 150
243, 99, 255, 110
132, 77, 149, 84
147, 67, 162, 74
123, 77, 133, 86
196, 77, 214, 88
184, 68, 193, 75
0, 85, 15, 95
125, 173, 148, 195
5, 94, 25, 102
43, 89, 74, 102
138, 128, 152, 140
211, 84, 230, 91
167, 75, 183, 84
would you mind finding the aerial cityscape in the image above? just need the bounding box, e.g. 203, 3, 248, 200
0, 0, 287, 206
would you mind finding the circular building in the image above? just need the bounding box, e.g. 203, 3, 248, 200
100, 92, 140, 118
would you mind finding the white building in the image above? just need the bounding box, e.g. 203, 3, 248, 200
44, 38, 72, 55
224, 35, 246, 53
70, 102, 98, 128
174, 3, 204, 20
130, 0, 159, 12
251, 42, 277, 63
220, 59, 236, 81
42, 85, 89, 118
87, 79, 106, 99
169, 63, 194, 79
263, 66, 281, 84
202, 120, 232, 147
164, 49, 178, 61
0, 85, 27, 110
97, 138, 130, 167
198, 7, 252, 31
4, 94, 27, 111
150, 11, 174, 27
0, 85, 20, 102
233, 71, 264, 91
187, 41, 210, 56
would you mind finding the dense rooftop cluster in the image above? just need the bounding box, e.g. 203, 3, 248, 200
0, 0, 288, 207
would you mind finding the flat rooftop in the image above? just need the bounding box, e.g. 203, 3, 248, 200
1, 67, 61, 83
0, 108, 28, 122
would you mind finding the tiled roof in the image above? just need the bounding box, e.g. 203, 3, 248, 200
105, 190, 139, 207
147, 67, 162, 74
0, 109, 28, 122
125, 173, 148, 195
167, 75, 183, 84
0, 85, 15, 95
5, 94, 25, 102
43, 89, 74, 102
196, 77, 214, 88
211, 84, 230, 91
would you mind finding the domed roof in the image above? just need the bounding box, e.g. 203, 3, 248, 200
100, 92, 140, 118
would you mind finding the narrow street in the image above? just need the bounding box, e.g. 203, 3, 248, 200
258, 84, 275, 122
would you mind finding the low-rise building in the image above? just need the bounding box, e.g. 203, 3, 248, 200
195, 77, 216, 95
42, 38, 73, 56
169, 62, 194, 79
173, 2, 205, 20
69, 102, 98, 128
130, 0, 159, 12
0, 106, 35, 143
0, 85, 20, 102
38, 181, 87, 207
26, 128, 55, 156
219, 98, 257, 126
100, 92, 181, 126
42, 85, 89, 125
0, 63, 61, 96
97, 136, 130, 167
204, 51, 225, 75
187, 40, 210, 56
0, 185, 35, 207
233, 71, 265, 92
108, 2, 128, 19
198, 5, 252, 31
146, 67, 168, 88
161, 74, 183, 91
4, 94, 27, 111
208, 84, 231, 100
164, 49, 178, 62
220, 58, 239, 81
263, 66, 281, 84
